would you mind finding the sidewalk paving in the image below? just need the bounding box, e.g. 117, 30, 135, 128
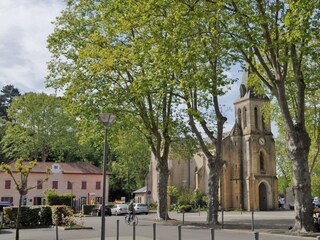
142, 210, 320, 239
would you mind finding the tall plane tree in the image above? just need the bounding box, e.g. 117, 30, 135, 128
217, 0, 320, 232
47, 0, 182, 219
138, 1, 236, 224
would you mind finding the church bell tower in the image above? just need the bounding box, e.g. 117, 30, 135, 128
233, 72, 278, 210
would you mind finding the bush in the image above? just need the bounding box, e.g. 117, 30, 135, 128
82, 205, 96, 215
148, 202, 157, 210
3, 206, 52, 227
179, 205, 192, 212
51, 205, 73, 226
191, 190, 207, 208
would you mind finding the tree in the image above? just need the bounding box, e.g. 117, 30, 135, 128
47, 0, 183, 220
109, 125, 150, 197
218, 0, 320, 232
133, 0, 235, 224
0, 85, 20, 121
0, 159, 50, 240
0, 85, 21, 163
1, 93, 83, 162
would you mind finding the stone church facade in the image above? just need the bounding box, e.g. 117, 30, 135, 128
147, 76, 278, 211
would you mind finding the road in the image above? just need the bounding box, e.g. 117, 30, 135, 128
0, 211, 317, 240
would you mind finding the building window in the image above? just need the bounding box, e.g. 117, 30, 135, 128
1, 197, 13, 202
238, 108, 242, 127
67, 181, 73, 190
95, 197, 102, 204
243, 107, 247, 128
96, 181, 101, 190
254, 107, 259, 129
37, 180, 43, 189
262, 114, 266, 130
260, 152, 265, 173
5, 180, 11, 189
52, 181, 58, 189
81, 181, 87, 190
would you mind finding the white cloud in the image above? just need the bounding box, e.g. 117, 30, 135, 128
0, 0, 65, 94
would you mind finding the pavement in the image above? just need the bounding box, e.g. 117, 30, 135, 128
143, 210, 320, 238
1, 210, 320, 240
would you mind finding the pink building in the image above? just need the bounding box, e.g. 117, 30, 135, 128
0, 162, 111, 208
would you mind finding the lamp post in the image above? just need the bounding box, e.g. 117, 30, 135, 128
97, 113, 116, 240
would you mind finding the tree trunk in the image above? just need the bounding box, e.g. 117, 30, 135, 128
15, 193, 23, 240
286, 129, 314, 232
157, 156, 169, 220
207, 156, 223, 225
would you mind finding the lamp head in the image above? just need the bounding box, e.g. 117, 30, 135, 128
96, 113, 116, 128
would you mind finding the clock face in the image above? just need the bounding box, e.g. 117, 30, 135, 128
259, 137, 266, 145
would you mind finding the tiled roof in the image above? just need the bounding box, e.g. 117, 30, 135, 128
4, 161, 109, 175
133, 186, 147, 193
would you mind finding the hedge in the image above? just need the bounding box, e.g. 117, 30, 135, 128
3, 206, 52, 227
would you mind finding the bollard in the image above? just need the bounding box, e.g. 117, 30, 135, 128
254, 231, 259, 240
133, 222, 136, 240
178, 225, 182, 240
198, 205, 201, 216
182, 210, 185, 224
221, 209, 224, 229
117, 219, 119, 240
210, 228, 215, 240
153, 223, 156, 240
251, 209, 255, 231
55, 219, 59, 240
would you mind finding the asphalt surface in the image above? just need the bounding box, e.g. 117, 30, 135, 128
0, 210, 319, 240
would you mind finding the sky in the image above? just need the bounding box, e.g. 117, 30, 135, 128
0, 0, 242, 130
0, 0, 65, 94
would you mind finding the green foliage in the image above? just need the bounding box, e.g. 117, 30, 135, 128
109, 125, 150, 195
51, 205, 73, 226
0, 85, 20, 121
3, 206, 52, 227
179, 205, 192, 213
0, 92, 99, 163
82, 205, 96, 215
170, 188, 208, 212
167, 186, 179, 198
191, 190, 207, 208
47, 195, 73, 206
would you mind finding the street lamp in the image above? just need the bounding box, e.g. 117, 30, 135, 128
96, 113, 116, 240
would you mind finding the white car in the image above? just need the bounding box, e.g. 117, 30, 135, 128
111, 204, 128, 215
134, 203, 149, 215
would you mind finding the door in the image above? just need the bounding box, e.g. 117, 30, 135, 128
259, 183, 268, 210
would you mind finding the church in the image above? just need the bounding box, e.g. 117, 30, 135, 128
147, 73, 278, 211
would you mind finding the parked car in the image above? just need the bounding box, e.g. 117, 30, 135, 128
91, 205, 112, 216
111, 204, 128, 215
313, 198, 320, 208
0, 201, 13, 212
134, 203, 149, 215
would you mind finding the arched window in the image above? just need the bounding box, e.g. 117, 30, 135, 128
254, 107, 259, 129
260, 152, 265, 172
243, 107, 247, 128
238, 108, 242, 127
262, 114, 266, 130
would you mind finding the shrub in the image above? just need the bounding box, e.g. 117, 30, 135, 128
179, 205, 192, 212
191, 190, 207, 208
51, 205, 73, 226
3, 206, 52, 227
82, 204, 96, 215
